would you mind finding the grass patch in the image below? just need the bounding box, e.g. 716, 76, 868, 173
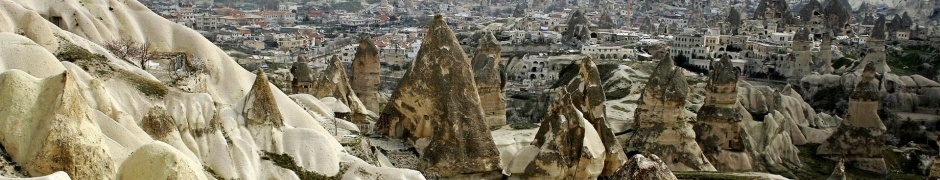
203, 165, 224, 180
832, 57, 853, 70
509, 122, 539, 130
262, 151, 348, 180
115, 69, 168, 98
611, 105, 630, 113
490, 125, 503, 131
55, 37, 107, 62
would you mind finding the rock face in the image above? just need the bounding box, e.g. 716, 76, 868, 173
376, 15, 500, 178
817, 64, 888, 173
0, 71, 116, 179
624, 56, 716, 171
694, 55, 749, 171
0, 0, 424, 179
506, 58, 626, 178
609, 154, 678, 180
243, 70, 286, 152
351, 34, 381, 113
563, 10, 592, 46
313, 56, 371, 127
470, 31, 508, 127
862, 15, 889, 73
118, 142, 207, 180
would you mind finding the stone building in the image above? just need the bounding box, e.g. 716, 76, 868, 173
817, 64, 888, 173
351, 34, 382, 113
289, 56, 314, 94
787, 28, 813, 79
624, 54, 716, 171
470, 31, 507, 126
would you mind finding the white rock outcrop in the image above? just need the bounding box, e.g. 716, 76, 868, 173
0, 0, 422, 179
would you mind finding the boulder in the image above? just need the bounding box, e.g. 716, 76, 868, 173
117, 142, 207, 180
827, 159, 847, 180
609, 154, 678, 180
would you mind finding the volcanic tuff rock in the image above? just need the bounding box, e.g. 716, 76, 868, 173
377, 15, 501, 178
861, 15, 889, 73
817, 64, 888, 173
563, 10, 592, 46
624, 56, 717, 171
470, 31, 508, 127
561, 57, 628, 176
506, 57, 626, 178
313, 56, 372, 126
694, 55, 751, 171
608, 154, 678, 180
0, 71, 116, 179
351, 34, 381, 113
0, 0, 422, 179
117, 142, 207, 180
505, 91, 608, 179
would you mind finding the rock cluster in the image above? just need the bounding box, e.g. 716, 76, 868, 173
506, 57, 626, 178
313, 56, 371, 126
624, 56, 716, 171
376, 15, 500, 178
351, 34, 382, 113
694, 55, 750, 171
470, 31, 508, 127
609, 154, 678, 180
563, 10, 592, 46
817, 64, 888, 173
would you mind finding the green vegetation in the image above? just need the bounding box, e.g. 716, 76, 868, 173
490, 125, 503, 131
887, 45, 938, 76
203, 165, 224, 180
832, 57, 853, 69
509, 122, 539, 130
611, 105, 630, 113
262, 151, 348, 180
55, 38, 106, 62
793, 144, 927, 180
116, 69, 168, 98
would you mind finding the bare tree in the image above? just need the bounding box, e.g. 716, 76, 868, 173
106, 40, 158, 70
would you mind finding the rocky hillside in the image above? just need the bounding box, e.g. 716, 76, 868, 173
0, 0, 420, 179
